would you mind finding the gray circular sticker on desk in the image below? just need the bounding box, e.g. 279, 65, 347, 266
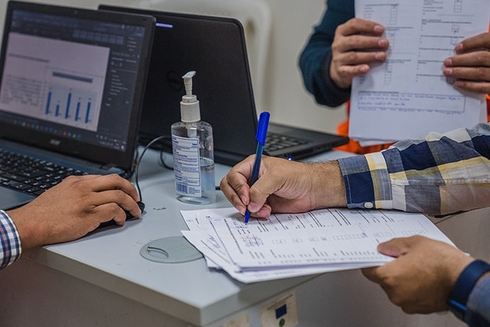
140, 236, 203, 263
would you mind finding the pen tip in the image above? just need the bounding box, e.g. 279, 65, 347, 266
244, 211, 251, 224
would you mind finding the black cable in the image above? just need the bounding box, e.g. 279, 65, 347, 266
133, 134, 222, 200
159, 147, 174, 170
134, 135, 171, 202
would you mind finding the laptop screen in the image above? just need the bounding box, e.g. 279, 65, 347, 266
0, 2, 155, 172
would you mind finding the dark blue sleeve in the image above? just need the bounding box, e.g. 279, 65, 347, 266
465, 275, 490, 327
298, 0, 354, 107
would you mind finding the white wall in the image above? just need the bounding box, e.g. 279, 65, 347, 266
263, 0, 346, 133
0, 0, 346, 134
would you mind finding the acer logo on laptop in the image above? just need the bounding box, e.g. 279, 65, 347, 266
50, 139, 61, 146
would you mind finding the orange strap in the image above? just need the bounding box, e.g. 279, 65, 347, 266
334, 100, 392, 154
487, 94, 490, 122
334, 119, 392, 154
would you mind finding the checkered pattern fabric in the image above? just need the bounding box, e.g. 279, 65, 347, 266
339, 123, 490, 216
0, 210, 21, 270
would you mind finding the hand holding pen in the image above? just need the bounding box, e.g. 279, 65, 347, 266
244, 111, 270, 223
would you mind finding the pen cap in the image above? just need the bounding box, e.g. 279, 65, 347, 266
180, 71, 200, 123
256, 111, 270, 145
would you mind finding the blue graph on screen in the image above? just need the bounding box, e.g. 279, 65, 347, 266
44, 85, 98, 129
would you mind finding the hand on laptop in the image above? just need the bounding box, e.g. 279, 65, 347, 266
220, 155, 346, 218
6, 174, 141, 251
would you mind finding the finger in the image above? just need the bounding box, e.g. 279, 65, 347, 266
333, 34, 389, 54
93, 202, 128, 226
86, 188, 141, 218
453, 80, 490, 94
361, 266, 384, 284
444, 66, 490, 82
77, 174, 140, 201
247, 169, 281, 215
376, 237, 412, 257
256, 204, 272, 218
247, 201, 272, 218
455, 32, 490, 53
220, 156, 256, 214
244, 157, 291, 216
445, 51, 490, 68
336, 51, 388, 67
337, 18, 385, 37
220, 177, 248, 215
334, 62, 372, 81
331, 39, 388, 89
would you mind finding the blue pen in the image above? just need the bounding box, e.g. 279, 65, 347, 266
244, 111, 270, 223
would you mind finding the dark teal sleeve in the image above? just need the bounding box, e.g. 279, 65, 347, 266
298, 0, 354, 107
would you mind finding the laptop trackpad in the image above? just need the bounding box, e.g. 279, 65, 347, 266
0, 188, 35, 210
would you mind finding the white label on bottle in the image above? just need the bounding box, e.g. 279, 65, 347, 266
172, 135, 201, 197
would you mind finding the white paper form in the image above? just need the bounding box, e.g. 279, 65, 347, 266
211, 208, 453, 269
181, 230, 376, 283
350, 0, 489, 143
181, 208, 384, 283
181, 207, 455, 282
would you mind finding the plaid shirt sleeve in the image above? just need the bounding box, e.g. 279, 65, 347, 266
338, 123, 490, 216
0, 210, 22, 270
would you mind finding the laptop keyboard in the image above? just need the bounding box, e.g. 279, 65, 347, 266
0, 133, 309, 196
264, 132, 309, 152
0, 149, 88, 196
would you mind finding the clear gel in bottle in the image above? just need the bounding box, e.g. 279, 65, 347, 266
171, 71, 215, 204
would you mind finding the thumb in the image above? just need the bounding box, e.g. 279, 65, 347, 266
377, 237, 412, 258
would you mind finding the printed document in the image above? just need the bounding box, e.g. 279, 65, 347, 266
181, 207, 455, 283
350, 0, 489, 144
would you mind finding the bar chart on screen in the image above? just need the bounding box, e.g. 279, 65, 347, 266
44, 83, 99, 131
0, 32, 108, 131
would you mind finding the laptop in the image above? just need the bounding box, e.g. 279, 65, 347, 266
0, 1, 155, 209
99, 5, 349, 166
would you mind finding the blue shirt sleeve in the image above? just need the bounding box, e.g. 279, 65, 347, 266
0, 210, 22, 270
298, 0, 354, 107
465, 274, 490, 326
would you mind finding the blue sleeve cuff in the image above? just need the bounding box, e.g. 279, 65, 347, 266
338, 152, 393, 210
465, 274, 490, 326
448, 260, 490, 322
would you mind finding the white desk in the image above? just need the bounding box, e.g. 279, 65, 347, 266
0, 149, 487, 327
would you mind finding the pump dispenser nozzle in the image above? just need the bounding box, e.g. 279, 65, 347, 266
180, 71, 200, 123
182, 71, 196, 102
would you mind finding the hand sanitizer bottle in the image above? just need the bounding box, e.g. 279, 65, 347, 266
171, 71, 215, 204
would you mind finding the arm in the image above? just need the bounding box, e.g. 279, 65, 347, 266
298, 0, 354, 107
298, 0, 389, 107
221, 123, 490, 218
0, 211, 21, 270
339, 123, 490, 216
0, 174, 141, 270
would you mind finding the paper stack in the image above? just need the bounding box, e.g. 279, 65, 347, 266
181, 207, 454, 283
